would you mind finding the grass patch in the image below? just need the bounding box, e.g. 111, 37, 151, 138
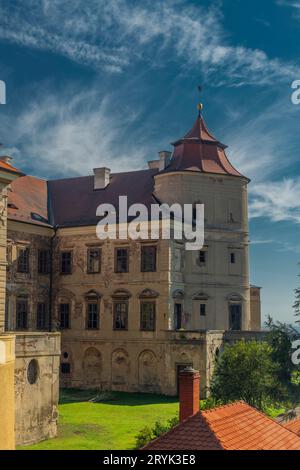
20, 388, 179, 450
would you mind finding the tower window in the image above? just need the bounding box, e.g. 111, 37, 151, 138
200, 304, 206, 316
199, 250, 206, 264
60, 251, 72, 274
230, 253, 236, 264
17, 247, 30, 273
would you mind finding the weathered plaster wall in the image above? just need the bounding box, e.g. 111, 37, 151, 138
0, 335, 15, 450
14, 332, 60, 446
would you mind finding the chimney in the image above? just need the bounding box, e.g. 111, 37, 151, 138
0, 156, 13, 164
158, 151, 172, 171
179, 366, 200, 422
93, 167, 111, 190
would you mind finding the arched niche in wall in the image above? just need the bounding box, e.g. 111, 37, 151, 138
138, 350, 160, 392
83, 347, 102, 386
111, 348, 130, 388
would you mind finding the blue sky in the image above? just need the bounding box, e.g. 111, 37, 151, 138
0, 0, 300, 324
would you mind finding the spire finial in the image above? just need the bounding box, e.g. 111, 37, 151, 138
197, 85, 203, 117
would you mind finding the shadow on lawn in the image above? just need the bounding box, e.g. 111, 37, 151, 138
60, 388, 178, 407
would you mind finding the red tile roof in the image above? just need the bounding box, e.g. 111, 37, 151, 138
144, 402, 300, 450
7, 114, 246, 227
8, 175, 50, 226
284, 417, 300, 436
167, 115, 245, 178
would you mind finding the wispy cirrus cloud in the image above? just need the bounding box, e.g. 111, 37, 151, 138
0, 86, 151, 177
0, 0, 299, 84
249, 178, 300, 224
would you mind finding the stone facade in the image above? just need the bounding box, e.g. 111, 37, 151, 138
5, 170, 261, 397
0, 160, 60, 449
14, 332, 60, 446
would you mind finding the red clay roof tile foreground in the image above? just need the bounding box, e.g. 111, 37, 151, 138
284, 417, 300, 436
144, 402, 300, 450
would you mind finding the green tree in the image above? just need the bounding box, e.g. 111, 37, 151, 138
265, 316, 300, 406
293, 265, 300, 324
210, 340, 277, 410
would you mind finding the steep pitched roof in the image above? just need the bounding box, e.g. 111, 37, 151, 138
284, 417, 300, 436
144, 402, 300, 451
166, 115, 245, 178
8, 175, 50, 226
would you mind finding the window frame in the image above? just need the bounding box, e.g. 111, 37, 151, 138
16, 298, 28, 330
140, 301, 156, 331
200, 303, 206, 316
59, 303, 70, 329
113, 301, 128, 330
86, 301, 100, 329
17, 247, 30, 273
199, 250, 206, 264
38, 249, 50, 275
114, 247, 129, 273
60, 251, 72, 275
87, 248, 101, 274
36, 302, 47, 330
141, 245, 157, 272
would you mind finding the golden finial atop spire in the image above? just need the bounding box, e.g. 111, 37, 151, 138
197, 85, 203, 116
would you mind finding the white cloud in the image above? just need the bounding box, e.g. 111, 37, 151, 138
0, 87, 151, 177
0, 0, 299, 85
249, 178, 300, 224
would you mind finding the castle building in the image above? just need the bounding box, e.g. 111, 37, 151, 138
1, 106, 262, 448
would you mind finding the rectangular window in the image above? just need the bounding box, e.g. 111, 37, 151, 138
199, 250, 206, 264
229, 304, 242, 330
87, 303, 99, 329
87, 248, 101, 273
17, 247, 29, 273
230, 253, 236, 264
61, 363, 70, 374
16, 299, 28, 329
113, 302, 128, 330
60, 303, 70, 329
60, 251, 72, 274
115, 248, 129, 273
38, 250, 50, 274
174, 303, 182, 330
140, 302, 156, 331
37, 302, 47, 330
200, 304, 206, 316
141, 245, 157, 272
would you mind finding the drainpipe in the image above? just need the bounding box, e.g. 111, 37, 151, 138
48, 226, 57, 332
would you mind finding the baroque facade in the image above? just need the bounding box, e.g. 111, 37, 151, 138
3, 109, 262, 421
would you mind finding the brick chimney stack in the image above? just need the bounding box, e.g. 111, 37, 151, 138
179, 366, 200, 422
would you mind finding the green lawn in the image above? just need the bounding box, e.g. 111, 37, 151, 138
21, 389, 179, 450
